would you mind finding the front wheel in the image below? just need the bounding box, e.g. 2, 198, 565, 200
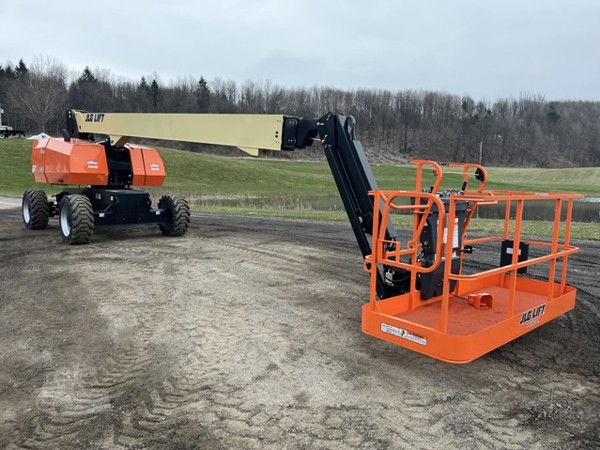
22, 190, 50, 230
59, 195, 95, 245
158, 195, 190, 237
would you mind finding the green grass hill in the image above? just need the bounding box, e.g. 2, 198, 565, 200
1, 138, 598, 239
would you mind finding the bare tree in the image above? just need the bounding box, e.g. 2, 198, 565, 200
2, 55, 599, 167
7, 56, 67, 132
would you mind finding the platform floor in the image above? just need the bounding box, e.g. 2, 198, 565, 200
396, 286, 548, 335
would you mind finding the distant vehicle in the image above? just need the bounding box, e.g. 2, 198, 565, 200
0, 105, 25, 138
0, 125, 25, 139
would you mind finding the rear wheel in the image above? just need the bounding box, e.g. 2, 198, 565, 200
22, 190, 50, 229
158, 195, 190, 237
59, 194, 94, 245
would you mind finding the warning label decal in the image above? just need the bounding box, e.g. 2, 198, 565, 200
380, 323, 428, 346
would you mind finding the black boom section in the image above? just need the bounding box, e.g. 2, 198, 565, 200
294, 113, 401, 298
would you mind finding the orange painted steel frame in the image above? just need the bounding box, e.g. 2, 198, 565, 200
32, 137, 109, 185
31, 138, 166, 187
362, 161, 582, 363
125, 144, 166, 186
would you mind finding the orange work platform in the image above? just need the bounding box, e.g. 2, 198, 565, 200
362, 160, 582, 363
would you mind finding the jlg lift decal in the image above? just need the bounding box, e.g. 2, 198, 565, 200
519, 304, 546, 327
84, 113, 105, 123
381, 323, 428, 346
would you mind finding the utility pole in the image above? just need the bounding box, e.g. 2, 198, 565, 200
0, 105, 4, 127
479, 141, 483, 165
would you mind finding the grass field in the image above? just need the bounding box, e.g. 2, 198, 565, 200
1, 138, 599, 239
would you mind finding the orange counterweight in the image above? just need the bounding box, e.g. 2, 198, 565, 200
31, 137, 109, 185
125, 144, 166, 186
31, 138, 165, 187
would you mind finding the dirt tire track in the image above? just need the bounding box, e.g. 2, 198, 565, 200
0, 210, 598, 449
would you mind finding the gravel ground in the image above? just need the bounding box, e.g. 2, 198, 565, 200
0, 201, 598, 449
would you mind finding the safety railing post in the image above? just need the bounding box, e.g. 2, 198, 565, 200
507, 199, 524, 317
503, 199, 511, 240
438, 197, 456, 334
413, 163, 422, 247
369, 191, 382, 310
547, 198, 562, 301
560, 198, 574, 295
499, 198, 512, 289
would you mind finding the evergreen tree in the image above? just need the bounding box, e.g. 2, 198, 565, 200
135, 77, 152, 111
138, 76, 149, 93
150, 79, 160, 108
78, 66, 97, 84
15, 59, 28, 78
547, 102, 561, 124
4, 65, 15, 79
195, 76, 211, 111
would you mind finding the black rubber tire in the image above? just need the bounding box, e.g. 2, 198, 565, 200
59, 194, 95, 245
22, 190, 50, 230
158, 195, 190, 237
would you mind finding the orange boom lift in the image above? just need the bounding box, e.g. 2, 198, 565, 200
23, 111, 581, 362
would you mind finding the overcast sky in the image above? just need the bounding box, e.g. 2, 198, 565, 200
1, 0, 598, 101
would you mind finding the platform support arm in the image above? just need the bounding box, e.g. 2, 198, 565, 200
313, 113, 400, 298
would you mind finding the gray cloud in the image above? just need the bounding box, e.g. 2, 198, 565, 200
0, 0, 598, 100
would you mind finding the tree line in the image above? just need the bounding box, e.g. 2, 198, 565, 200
1, 56, 598, 167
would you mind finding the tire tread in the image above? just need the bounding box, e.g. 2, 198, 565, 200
158, 195, 190, 237
23, 190, 50, 229
61, 194, 94, 245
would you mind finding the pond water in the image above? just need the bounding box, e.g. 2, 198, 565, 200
189, 193, 600, 223
475, 197, 600, 222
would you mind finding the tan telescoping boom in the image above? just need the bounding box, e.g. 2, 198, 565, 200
70, 110, 291, 155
